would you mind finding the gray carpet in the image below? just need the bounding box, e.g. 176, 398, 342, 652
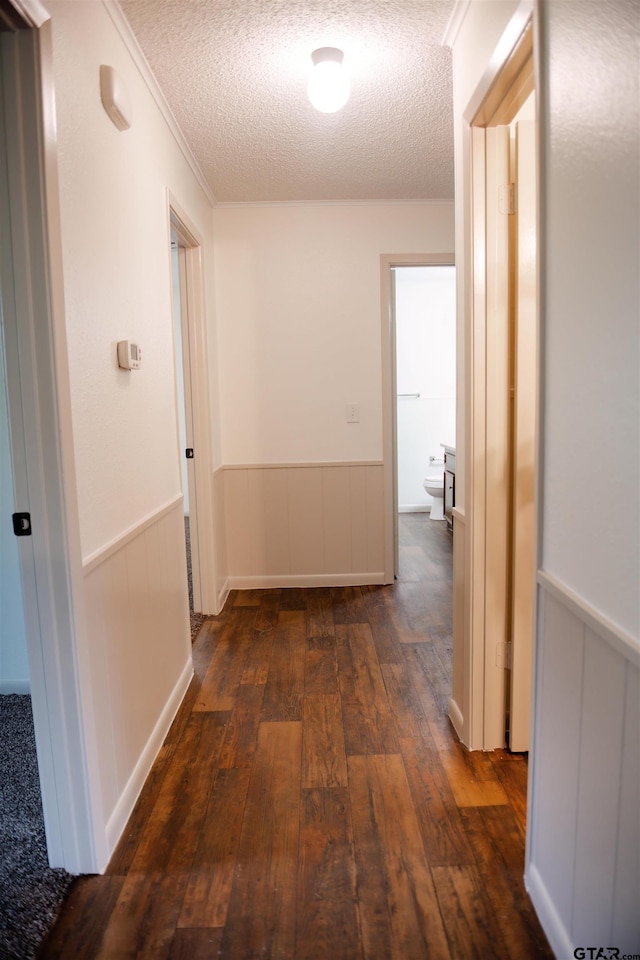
0, 696, 74, 960
185, 515, 207, 641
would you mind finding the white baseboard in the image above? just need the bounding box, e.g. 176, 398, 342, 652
398, 504, 430, 513
217, 578, 231, 612
525, 862, 573, 960
104, 655, 193, 860
0, 680, 31, 695
448, 697, 464, 740
227, 573, 386, 590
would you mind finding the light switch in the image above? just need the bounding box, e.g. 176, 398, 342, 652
346, 403, 360, 423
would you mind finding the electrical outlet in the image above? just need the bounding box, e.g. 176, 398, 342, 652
346, 403, 360, 423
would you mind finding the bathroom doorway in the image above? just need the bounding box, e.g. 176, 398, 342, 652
380, 253, 455, 582
394, 265, 456, 519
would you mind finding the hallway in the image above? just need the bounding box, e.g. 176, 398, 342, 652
39, 516, 551, 959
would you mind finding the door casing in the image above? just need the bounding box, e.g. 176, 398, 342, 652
168, 196, 220, 615
452, 0, 540, 751
0, 7, 100, 871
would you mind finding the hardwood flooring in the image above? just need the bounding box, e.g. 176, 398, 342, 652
38, 514, 552, 960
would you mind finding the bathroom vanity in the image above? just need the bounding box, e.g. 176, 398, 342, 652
442, 444, 456, 530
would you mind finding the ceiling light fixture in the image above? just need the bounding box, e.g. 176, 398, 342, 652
307, 47, 350, 114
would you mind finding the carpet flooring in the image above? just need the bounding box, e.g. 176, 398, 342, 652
185, 514, 208, 641
0, 696, 74, 960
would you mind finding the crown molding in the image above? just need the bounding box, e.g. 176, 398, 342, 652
214, 198, 454, 209
442, 0, 471, 48
7, 0, 50, 27
104, 1, 216, 207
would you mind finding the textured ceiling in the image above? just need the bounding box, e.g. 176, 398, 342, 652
119, 0, 455, 203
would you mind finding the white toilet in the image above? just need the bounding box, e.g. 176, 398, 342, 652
423, 474, 445, 520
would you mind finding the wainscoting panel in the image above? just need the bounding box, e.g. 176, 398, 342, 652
222, 463, 385, 587
527, 571, 640, 956
82, 496, 193, 858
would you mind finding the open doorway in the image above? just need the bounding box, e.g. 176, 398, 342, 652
461, 18, 538, 752
394, 267, 456, 513
168, 201, 217, 620
380, 253, 455, 584
0, 6, 95, 888
170, 234, 200, 624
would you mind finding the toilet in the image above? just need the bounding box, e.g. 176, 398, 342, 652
423, 474, 445, 520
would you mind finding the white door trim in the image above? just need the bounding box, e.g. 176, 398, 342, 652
380, 252, 455, 582
1, 17, 102, 871
168, 194, 219, 614
459, 2, 538, 751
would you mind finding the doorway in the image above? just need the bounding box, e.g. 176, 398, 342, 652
463, 18, 538, 752
380, 253, 455, 583
168, 201, 217, 617
0, 14, 95, 872
170, 235, 199, 618
394, 265, 456, 520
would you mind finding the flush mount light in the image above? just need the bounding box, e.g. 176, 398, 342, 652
307, 47, 350, 114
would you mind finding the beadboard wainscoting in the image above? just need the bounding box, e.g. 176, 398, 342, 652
222, 462, 385, 588
527, 571, 640, 957
82, 495, 193, 860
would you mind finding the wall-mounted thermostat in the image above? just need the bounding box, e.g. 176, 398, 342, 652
117, 340, 142, 370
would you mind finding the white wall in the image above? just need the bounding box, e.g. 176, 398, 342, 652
214, 201, 454, 465
214, 201, 454, 586
395, 265, 455, 511
52, 1, 216, 562
540, 0, 639, 638
527, 0, 639, 954
48, 0, 218, 867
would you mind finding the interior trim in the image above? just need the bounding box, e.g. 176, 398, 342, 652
215, 199, 454, 209
104, 654, 193, 857
82, 494, 183, 574
222, 460, 384, 471
537, 569, 639, 666
102, 1, 215, 207
228, 573, 386, 590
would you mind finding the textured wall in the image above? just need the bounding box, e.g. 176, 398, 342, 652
540, 0, 639, 637
50, 0, 217, 560
214, 201, 454, 465
48, 0, 214, 867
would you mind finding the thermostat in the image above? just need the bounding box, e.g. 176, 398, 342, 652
117, 340, 141, 370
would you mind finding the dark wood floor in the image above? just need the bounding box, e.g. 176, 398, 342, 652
39, 514, 552, 959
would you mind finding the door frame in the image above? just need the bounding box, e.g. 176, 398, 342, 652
168, 195, 218, 615
457, 0, 539, 750
1, 7, 99, 871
